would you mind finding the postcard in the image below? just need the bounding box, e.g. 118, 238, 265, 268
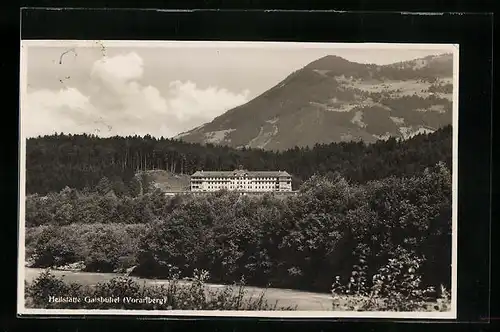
18, 40, 458, 319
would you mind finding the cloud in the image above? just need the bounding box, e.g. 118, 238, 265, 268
167, 81, 250, 122
22, 88, 99, 137
23, 52, 250, 138
91, 52, 144, 82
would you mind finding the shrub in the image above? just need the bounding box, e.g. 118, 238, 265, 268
25, 269, 297, 311
27, 223, 148, 272
83, 226, 136, 272
25, 269, 84, 309
25, 225, 49, 260
31, 226, 81, 267
331, 246, 451, 311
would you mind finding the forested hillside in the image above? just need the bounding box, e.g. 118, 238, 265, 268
25, 125, 451, 195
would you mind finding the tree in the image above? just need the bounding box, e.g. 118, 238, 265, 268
84, 227, 124, 272
53, 203, 74, 225
128, 176, 143, 197
96, 177, 113, 196
111, 177, 129, 197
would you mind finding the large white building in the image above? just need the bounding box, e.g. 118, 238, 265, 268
190, 168, 292, 193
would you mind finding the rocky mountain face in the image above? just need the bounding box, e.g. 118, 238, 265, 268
175, 53, 453, 151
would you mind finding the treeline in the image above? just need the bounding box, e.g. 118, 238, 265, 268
307, 54, 452, 82
428, 83, 453, 94
26, 125, 452, 194
375, 66, 452, 82
25, 184, 179, 227
379, 94, 452, 113
26, 163, 451, 294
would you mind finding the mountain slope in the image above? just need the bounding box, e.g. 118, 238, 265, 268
176, 53, 454, 151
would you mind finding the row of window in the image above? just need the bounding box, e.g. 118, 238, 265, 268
192, 180, 282, 182
202, 187, 279, 191
192, 184, 291, 189
192, 181, 279, 185
194, 177, 290, 181
204, 185, 278, 189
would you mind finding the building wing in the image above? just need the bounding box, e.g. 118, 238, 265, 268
190, 168, 293, 193
191, 169, 292, 178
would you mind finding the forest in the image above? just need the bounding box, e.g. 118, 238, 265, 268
25, 125, 452, 195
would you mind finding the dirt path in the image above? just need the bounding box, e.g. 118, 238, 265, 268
24, 268, 333, 311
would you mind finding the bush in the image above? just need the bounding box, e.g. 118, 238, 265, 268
25, 225, 49, 261
27, 223, 148, 272
25, 269, 297, 311
331, 246, 451, 311
25, 269, 84, 309
83, 226, 136, 272
30, 226, 81, 267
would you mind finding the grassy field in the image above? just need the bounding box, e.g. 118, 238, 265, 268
142, 169, 191, 192
24, 268, 333, 310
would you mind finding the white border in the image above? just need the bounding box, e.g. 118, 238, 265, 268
20, 40, 457, 50
17, 40, 459, 319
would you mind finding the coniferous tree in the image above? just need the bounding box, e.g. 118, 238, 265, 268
25, 126, 452, 194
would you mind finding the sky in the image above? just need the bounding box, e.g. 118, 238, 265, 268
21, 41, 455, 138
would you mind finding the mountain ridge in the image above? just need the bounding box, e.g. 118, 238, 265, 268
175, 53, 453, 151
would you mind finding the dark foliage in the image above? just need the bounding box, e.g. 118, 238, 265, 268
26, 126, 451, 194
26, 223, 148, 272
26, 164, 451, 295
137, 164, 452, 293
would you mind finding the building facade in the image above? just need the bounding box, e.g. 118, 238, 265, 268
190, 169, 292, 192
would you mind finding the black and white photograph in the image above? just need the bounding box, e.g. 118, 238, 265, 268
18, 40, 458, 318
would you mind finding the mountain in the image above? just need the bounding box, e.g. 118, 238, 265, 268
175, 53, 453, 151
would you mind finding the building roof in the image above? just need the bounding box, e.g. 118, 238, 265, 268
191, 169, 291, 178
